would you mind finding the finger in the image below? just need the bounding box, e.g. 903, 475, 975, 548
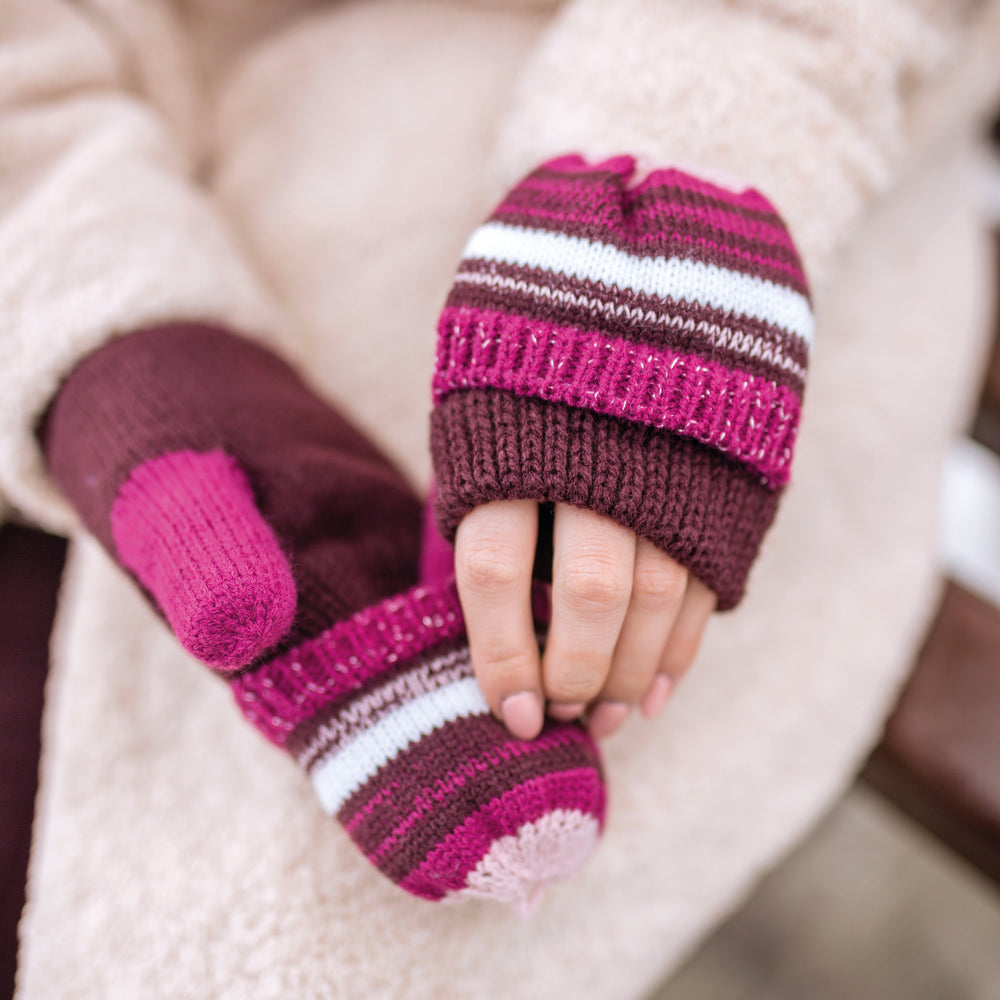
599, 539, 688, 717
542, 504, 636, 720
654, 575, 717, 698
454, 500, 543, 740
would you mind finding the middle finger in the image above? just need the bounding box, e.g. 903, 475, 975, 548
542, 504, 636, 713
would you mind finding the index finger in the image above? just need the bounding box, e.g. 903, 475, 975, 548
454, 499, 544, 740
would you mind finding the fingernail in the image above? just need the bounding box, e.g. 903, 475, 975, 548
501, 691, 544, 740
588, 701, 630, 740
640, 675, 673, 719
547, 701, 586, 721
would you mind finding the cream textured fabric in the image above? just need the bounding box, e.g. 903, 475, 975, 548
5, 1, 1000, 996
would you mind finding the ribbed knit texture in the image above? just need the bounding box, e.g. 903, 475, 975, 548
232, 573, 604, 911
110, 450, 297, 671
432, 391, 778, 609
430, 154, 813, 608
41, 322, 607, 908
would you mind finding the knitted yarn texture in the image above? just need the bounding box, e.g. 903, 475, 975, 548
40, 323, 606, 910
431, 154, 813, 608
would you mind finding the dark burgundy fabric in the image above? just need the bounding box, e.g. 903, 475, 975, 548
40, 323, 423, 654
430, 388, 779, 611
0, 525, 67, 998
341, 718, 597, 860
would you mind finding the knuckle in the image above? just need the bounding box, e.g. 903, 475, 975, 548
543, 645, 610, 702
475, 645, 537, 687
560, 557, 631, 612
545, 666, 606, 704
632, 560, 686, 609
457, 536, 524, 593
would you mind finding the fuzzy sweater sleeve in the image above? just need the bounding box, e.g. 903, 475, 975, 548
491, 0, 995, 292
428, 0, 997, 609
0, 0, 285, 532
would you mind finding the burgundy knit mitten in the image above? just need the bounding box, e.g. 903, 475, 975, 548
430, 154, 813, 608
41, 324, 605, 910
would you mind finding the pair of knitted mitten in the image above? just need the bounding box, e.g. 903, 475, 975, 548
41, 324, 605, 912
40, 153, 810, 911
430, 154, 813, 608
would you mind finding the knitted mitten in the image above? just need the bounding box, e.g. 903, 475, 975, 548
430, 154, 813, 608
41, 324, 605, 910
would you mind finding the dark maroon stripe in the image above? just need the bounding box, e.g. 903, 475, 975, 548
341, 719, 601, 883
353, 753, 601, 888
527, 164, 636, 190
444, 262, 808, 392
495, 182, 798, 259
524, 168, 788, 226
284, 633, 470, 762
342, 718, 597, 854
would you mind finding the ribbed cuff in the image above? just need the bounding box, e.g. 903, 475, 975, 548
231, 574, 552, 748
430, 389, 780, 611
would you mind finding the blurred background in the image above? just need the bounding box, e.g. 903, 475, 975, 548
650, 119, 1000, 1000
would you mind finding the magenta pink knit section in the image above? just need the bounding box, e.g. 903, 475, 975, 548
232, 581, 463, 744
110, 449, 297, 672
433, 306, 801, 487
419, 478, 455, 585
232, 575, 551, 746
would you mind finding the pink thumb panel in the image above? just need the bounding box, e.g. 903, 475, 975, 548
110, 449, 297, 671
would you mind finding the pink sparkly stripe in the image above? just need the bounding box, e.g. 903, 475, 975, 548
493, 198, 803, 270
230, 579, 465, 746
493, 201, 806, 284
398, 768, 606, 899
433, 306, 800, 487
636, 166, 777, 213
353, 729, 594, 857
530, 155, 780, 215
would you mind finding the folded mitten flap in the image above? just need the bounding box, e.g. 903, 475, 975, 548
430, 154, 813, 610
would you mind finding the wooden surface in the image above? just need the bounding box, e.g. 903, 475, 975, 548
862, 231, 1000, 883
972, 239, 1000, 453
862, 583, 1000, 884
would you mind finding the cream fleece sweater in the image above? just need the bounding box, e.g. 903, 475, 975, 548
1, 0, 998, 529
5, 2, 1000, 997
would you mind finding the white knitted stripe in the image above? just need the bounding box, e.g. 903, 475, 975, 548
453, 270, 807, 378
296, 644, 472, 770
461, 222, 814, 347
310, 676, 489, 815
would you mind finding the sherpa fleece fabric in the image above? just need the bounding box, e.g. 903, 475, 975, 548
3, 1, 1000, 997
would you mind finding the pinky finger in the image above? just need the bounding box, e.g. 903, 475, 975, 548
642, 577, 717, 716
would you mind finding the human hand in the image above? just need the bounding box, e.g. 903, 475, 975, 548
455, 498, 717, 742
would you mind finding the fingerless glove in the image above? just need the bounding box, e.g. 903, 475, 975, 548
430, 154, 812, 609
